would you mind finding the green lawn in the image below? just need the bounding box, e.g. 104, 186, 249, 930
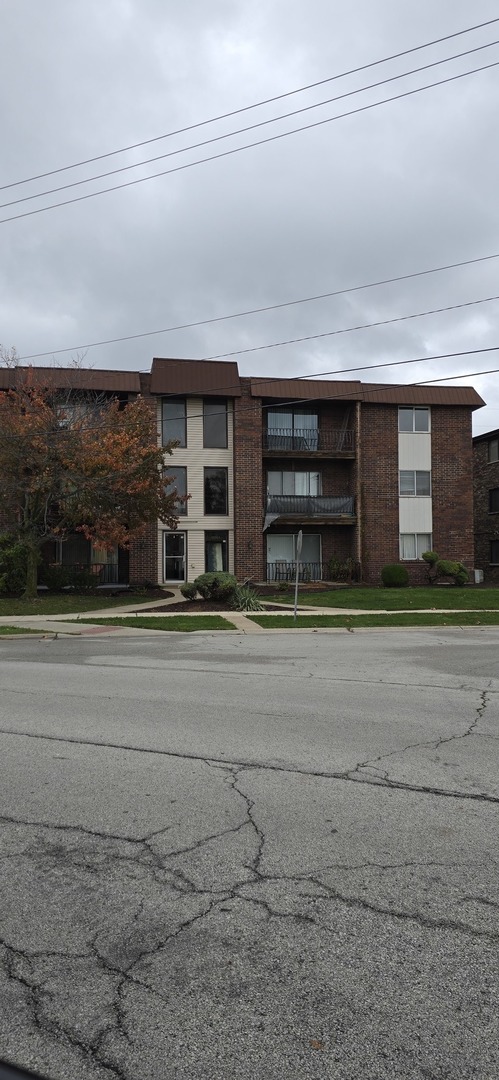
267, 586, 499, 611
0, 592, 153, 617
0, 625, 44, 636
249, 611, 499, 629
69, 615, 236, 632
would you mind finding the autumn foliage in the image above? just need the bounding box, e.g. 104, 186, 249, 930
0, 363, 180, 596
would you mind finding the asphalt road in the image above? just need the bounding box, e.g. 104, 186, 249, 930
0, 628, 498, 1080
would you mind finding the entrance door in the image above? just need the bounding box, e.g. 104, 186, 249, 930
164, 532, 186, 581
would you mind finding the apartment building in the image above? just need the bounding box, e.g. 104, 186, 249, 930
1, 359, 484, 587
473, 428, 499, 581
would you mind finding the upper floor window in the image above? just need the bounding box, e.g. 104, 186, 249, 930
399, 407, 430, 433
488, 438, 499, 463
162, 399, 186, 447
399, 470, 431, 496
203, 399, 227, 448
267, 470, 321, 496
204, 467, 228, 515
489, 487, 499, 513
266, 407, 319, 450
165, 466, 188, 515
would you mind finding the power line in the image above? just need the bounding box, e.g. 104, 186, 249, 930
3, 16, 498, 193
200, 294, 499, 362
17, 249, 499, 362
2, 58, 498, 226
3, 345, 497, 440
3, 38, 498, 211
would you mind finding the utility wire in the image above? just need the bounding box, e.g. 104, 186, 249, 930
200, 294, 499, 362
17, 249, 499, 362
2, 58, 498, 225
3, 38, 498, 210
3, 15, 498, 193
2, 345, 497, 439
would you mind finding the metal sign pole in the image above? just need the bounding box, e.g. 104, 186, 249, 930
293, 530, 303, 624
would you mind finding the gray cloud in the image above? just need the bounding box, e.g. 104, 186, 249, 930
1, 0, 499, 433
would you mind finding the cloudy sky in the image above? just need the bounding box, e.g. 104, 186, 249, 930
1, 0, 499, 433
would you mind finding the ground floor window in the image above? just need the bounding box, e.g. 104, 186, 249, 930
164, 531, 186, 581
205, 531, 228, 572
490, 539, 499, 564
266, 533, 321, 580
399, 533, 432, 560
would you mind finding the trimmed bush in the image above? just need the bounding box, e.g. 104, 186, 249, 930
39, 563, 72, 591
381, 563, 409, 588
436, 559, 469, 586
180, 581, 198, 600
192, 571, 237, 601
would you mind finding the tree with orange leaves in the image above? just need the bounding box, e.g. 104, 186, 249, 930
0, 355, 180, 598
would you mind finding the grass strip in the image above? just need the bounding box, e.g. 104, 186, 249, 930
0, 626, 44, 636
0, 592, 154, 617
267, 587, 499, 611
248, 611, 499, 629
68, 615, 236, 632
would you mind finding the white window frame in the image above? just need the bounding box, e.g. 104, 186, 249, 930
399, 470, 431, 497
398, 407, 430, 433
399, 533, 432, 560
267, 470, 322, 496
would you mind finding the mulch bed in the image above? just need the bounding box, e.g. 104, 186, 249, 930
140, 600, 291, 613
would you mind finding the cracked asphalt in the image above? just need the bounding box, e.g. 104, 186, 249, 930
0, 629, 498, 1079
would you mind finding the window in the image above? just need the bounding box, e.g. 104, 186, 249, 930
162, 399, 186, 447
203, 399, 228, 448
164, 532, 186, 581
399, 470, 431, 496
400, 533, 432, 560
205, 531, 228, 571
165, 466, 188, 515
204, 467, 228, 514
488, 438, 499, 463
266, 407, 319, 450
490, 540, 499, 564
398, 407, 430, 432
267, 470, 321, 496
489, 488, 499, 513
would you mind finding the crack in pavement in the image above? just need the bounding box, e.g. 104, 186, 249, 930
1, 728, 499, 805
347, 688, 494, 781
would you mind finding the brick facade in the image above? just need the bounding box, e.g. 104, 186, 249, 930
432, 406, 474, 570
360, 404, 400, 582
233, 379, 264, 580
473, 431, 499, 581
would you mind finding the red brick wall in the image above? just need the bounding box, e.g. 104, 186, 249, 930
432, 407, 474, 570
473, 436, 499, 580
234, 379, 265, 580
360, 404, 400, 582
129, 523, 158, 586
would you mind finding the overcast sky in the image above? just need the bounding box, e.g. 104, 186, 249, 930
1, 0, 499, 433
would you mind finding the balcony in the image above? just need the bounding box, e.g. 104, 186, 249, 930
263, 427, 355, 457
264, 494, 355, 527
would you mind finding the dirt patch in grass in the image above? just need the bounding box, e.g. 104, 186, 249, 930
141, 600, 288, 612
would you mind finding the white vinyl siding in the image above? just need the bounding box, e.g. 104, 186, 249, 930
157, 397, 234, 583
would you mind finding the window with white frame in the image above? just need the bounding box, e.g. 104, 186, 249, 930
267, 470, 321, 496
398, 407, 430, 432
399, 470, 431, 496
400, 533, 432, 560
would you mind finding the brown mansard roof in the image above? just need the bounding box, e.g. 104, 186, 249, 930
150, 357, 241, 396
249, 376, 484, 409
0, 366, 141, 393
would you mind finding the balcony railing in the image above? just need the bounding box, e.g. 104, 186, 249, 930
263, 427, 354, 452
267, 561, 327, 582
266, 495, 355, 517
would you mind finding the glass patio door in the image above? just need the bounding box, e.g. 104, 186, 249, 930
164, 532, 186, 581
